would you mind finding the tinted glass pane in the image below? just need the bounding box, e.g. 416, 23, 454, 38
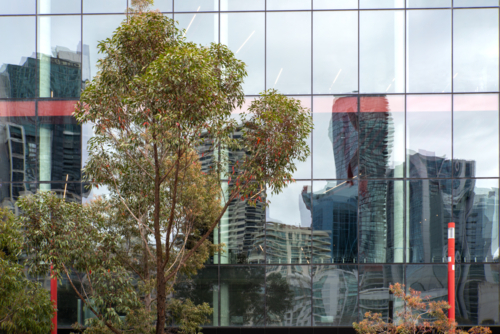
266, 181, 312, 264
360, 0, 405, 8
312, 265, 358, 325
83, 15, 125, 83
454, 179, 499, 263
454, 0, 499, 6
311, 181, 358, 264
453, 94, 499, 178
313, 96, 358, 180
313, 11, 357, 94
314, 0, 358, 9
407, 10, 451, 93
407, 0, 451, 7
42, 182, 82, 202
267, 12, 311, 94
358, 265, 404, 322
0, 0, 35, 14
174, 0, 218, 11
407, 179, 452, 263
175, 267, 219, 326
406, 95, 452, 178
453, 9, 499, 92
176, 13, 218, 46
406, 264, 448, 300
456, 264, 500, 325
267, 0, 311, 10
359, 95, 405, 178
359, 181, 404, 263
38, 16, 82, 98
221, 13, 264, 95
221, 0, 265, 10
38, 0, 81, 14
148, 0, 172, 11
0, 183, 37, 211
58, 275, 81, 327
360, 11, 404, 93
0, 101, 36, 184
83, 0, 127, 13
38, 101, 81, 183
266, 265, 311, 326
0, 17, 37, 99
220, 266, 265, 326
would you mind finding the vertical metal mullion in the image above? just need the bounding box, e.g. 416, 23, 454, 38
263, 0, 268, 327
356, 0, 361, 324
217, 0, 221, 327
451, 2, 455, 264
309, 3, 314, 327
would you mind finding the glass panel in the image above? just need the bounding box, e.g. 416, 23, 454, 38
176, 13, 218, 46
221, 12, 264, 95
0, 101, 36, 184
312, 96, 358, 180
406, 95, 452, 178
0, 17, 37, 99
220, 0, 265, 10
454, 179, 499, 263
453, 9, 499, 92
359, 95, 405, 178
454, 0, 499, 6
453, 94, 499, 178
174, 0, 218, 11
407, 0, 451, 7
360, 11, 405, 93
313, 11, 357, 94
0, 0, 35, 14
220, 266, 265, 326
314, 0, 358, 9
360, 0, 405, 8
38, 0, 81, 14
266, 265, 311, 326
267, 12, 311, 94
359, 180, 404, 263
406, 264, 448, 302
83, 0, 127, 13
266, 181, 312, 264
358, 265, 404, 322
407, 10, 452, 93
42, 182, 82, 202
148, 0, 172, 11
312, 265, 358, 325
456, 264, 500, 325
37, 16, 82, 99
311, 181, 358, 264
38, 101, 81, 184
58, 275, 81, 327
267, 0, 311, 10
407, 179, 452, 263
83, 15, 125, 83
174, 267, 219, 326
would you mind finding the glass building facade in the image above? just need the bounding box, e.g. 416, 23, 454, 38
1, 0, 500, 331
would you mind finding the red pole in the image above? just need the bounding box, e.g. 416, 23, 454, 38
448, 222, 455, 321
50, 264, 57, 334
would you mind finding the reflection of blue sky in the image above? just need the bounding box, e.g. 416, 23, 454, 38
267, 181, 311, 227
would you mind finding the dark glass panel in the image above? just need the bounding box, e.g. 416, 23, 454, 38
313, 96, 358, 180
266, 181, 312, 264
175, 267, 219, 326
42, 182, 82, 202
358, 265, 403, 322
406, 264, 448, 303
453, 179, 499, 263
407, 0, 451, 7
83, 0, 127, 13
37, 15, 82, 98
406, 95, 452, 178
176, 13, 218, 46
220, 266, 265, 326
267, 12, 311, 94
174, 0, 218, 11
38, 0, 81, 14
453, 9, 499, 92
407, 179, 453, 263
221, 0, 265, 10
38, 101, 81, 183
311, 181, 358, 264
0, 0, 35, 14
0, 182, 36, 213
312, 265, 358, 326
313, 11, 358, 94
359, 180, 404, 263
454, 0, 499, 6
407, 10, 451, 93
314, 0, 358, 9
360, 0, 404, 8
221, 13, 264, 95
0, 101, 36, 183
453, 94, 499, 178
359, 95, 404, 178
0, 17, 37, 99
456, 264, 500, 325
266, 265, 311, 326
58, 275, 82, 327
267, 0, 311, 10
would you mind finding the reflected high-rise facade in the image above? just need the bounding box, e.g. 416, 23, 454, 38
2, 1, 500, 331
